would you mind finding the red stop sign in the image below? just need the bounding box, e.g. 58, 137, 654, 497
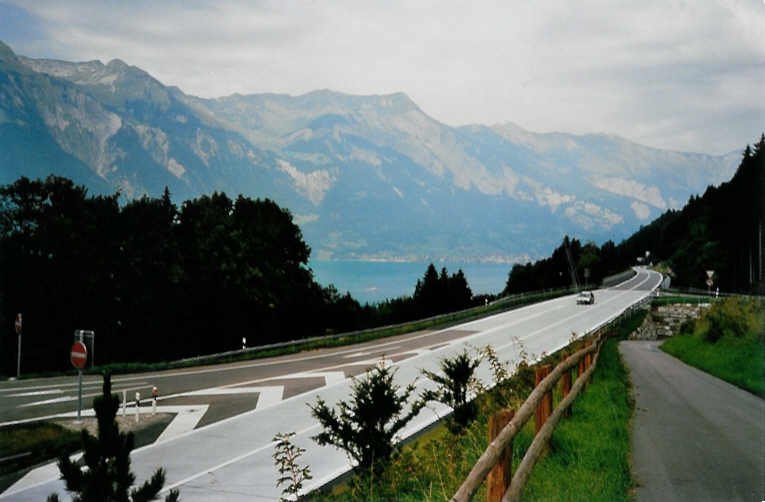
71, 341, 87, 369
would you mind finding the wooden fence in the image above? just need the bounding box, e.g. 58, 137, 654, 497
450, 332, 606, 502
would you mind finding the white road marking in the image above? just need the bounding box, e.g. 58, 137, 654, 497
269, 371, 347, 386
4, 404, 211, 496
18, 396, 73, 407
182, 385, 284, 409
17, 384, 150, 409
155, 405, 210, 443
8, 389, 64, 397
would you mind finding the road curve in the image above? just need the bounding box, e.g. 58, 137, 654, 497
620, 341, 765, 502
1, 268, 661, 501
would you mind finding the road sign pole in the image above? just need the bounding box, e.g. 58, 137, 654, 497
15, 313, 22, 379
16, 331, 21, 379
77, 369, 83, 421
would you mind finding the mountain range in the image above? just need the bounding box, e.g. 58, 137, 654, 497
0, 41, 741, 261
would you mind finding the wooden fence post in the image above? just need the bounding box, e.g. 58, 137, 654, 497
560, 370, 572, 418
487, 409, 515, 502
534, 365, 552, 434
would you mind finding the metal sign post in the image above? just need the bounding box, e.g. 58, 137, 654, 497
70, 341, 88, 422
15, 313, 22, 379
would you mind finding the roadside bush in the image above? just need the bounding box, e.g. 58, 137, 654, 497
698, 297, 761, 343
309, 362, 424, 474
422, 350, 482, 434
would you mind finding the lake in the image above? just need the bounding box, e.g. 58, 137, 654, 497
309, 260, 512, 304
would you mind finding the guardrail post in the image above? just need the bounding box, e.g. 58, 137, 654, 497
534, 365, 553, 434
487, 409, 514, 502
560, 370, 572, 418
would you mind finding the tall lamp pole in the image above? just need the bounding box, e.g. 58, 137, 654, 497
15, 313, 22, 379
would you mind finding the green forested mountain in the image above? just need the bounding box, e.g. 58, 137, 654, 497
505, 135, 765, 295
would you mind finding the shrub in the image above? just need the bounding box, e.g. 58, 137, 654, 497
309, 361, 424, 473
48, 373, 179, 502
700, 297, 761, 343
422, 350, 482, 433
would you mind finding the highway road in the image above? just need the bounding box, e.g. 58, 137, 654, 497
1, 268, 661, 501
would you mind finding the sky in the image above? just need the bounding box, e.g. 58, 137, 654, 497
1, 0, 763, 155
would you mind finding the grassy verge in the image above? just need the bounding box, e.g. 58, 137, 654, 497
651, 294, 708, 307
310, 311, 644, 501
662, 336, 764, 396
660, 297, 764, 396
520, 330, 634, 500
0, 422, 80, 477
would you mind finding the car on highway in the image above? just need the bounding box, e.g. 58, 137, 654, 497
576, 291, 595, 305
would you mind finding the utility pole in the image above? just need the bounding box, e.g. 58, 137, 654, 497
564, 240, 579, 290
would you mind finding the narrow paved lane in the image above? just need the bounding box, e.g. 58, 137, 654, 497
620, 341, 765, 502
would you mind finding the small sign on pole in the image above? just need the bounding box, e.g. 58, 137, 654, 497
70, 341, 87, 421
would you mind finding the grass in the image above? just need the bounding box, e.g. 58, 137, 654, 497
309, 310, 644, 501
661, 333, 765, 396
661, 296, 764, 396
651, 294, 708, 307
0, 422, 80, 477
520, 331, 634, 501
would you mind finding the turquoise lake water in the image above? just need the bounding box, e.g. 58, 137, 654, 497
309, 260, 512, 304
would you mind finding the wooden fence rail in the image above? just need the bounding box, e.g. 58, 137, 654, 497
450, 333, 606, 502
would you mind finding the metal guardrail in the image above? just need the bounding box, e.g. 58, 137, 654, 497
173, 287, 578, 367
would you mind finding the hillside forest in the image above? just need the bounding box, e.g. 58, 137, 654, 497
0, 135, 761, 374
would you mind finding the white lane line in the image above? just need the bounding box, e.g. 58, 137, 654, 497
8, 389, 64, 397
18, 396, 73, 407
17, 384, 150, 409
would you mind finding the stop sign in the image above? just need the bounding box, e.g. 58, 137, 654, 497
70, 341, 87, 369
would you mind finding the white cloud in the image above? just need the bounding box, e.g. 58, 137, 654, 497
3, 0, 763, 154
630, 201, 651, 220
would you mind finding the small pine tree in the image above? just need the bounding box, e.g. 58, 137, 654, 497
49, 373, 180, 502
309, 361, 424, 473
421, 350, 481, 433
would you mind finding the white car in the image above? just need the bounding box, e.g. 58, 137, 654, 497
576, 291, 595, 305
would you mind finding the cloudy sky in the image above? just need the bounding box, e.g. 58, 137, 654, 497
1, 0, 762, 155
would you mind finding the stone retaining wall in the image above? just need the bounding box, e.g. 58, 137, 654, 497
630, 303, 708, 340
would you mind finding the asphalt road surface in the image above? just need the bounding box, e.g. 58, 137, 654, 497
620, 341, 765, 502
1, 268, 660, 501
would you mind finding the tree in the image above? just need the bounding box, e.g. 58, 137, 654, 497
421, 350, 481, 433
49, 373, 179, 502
309, 362, 424, 472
